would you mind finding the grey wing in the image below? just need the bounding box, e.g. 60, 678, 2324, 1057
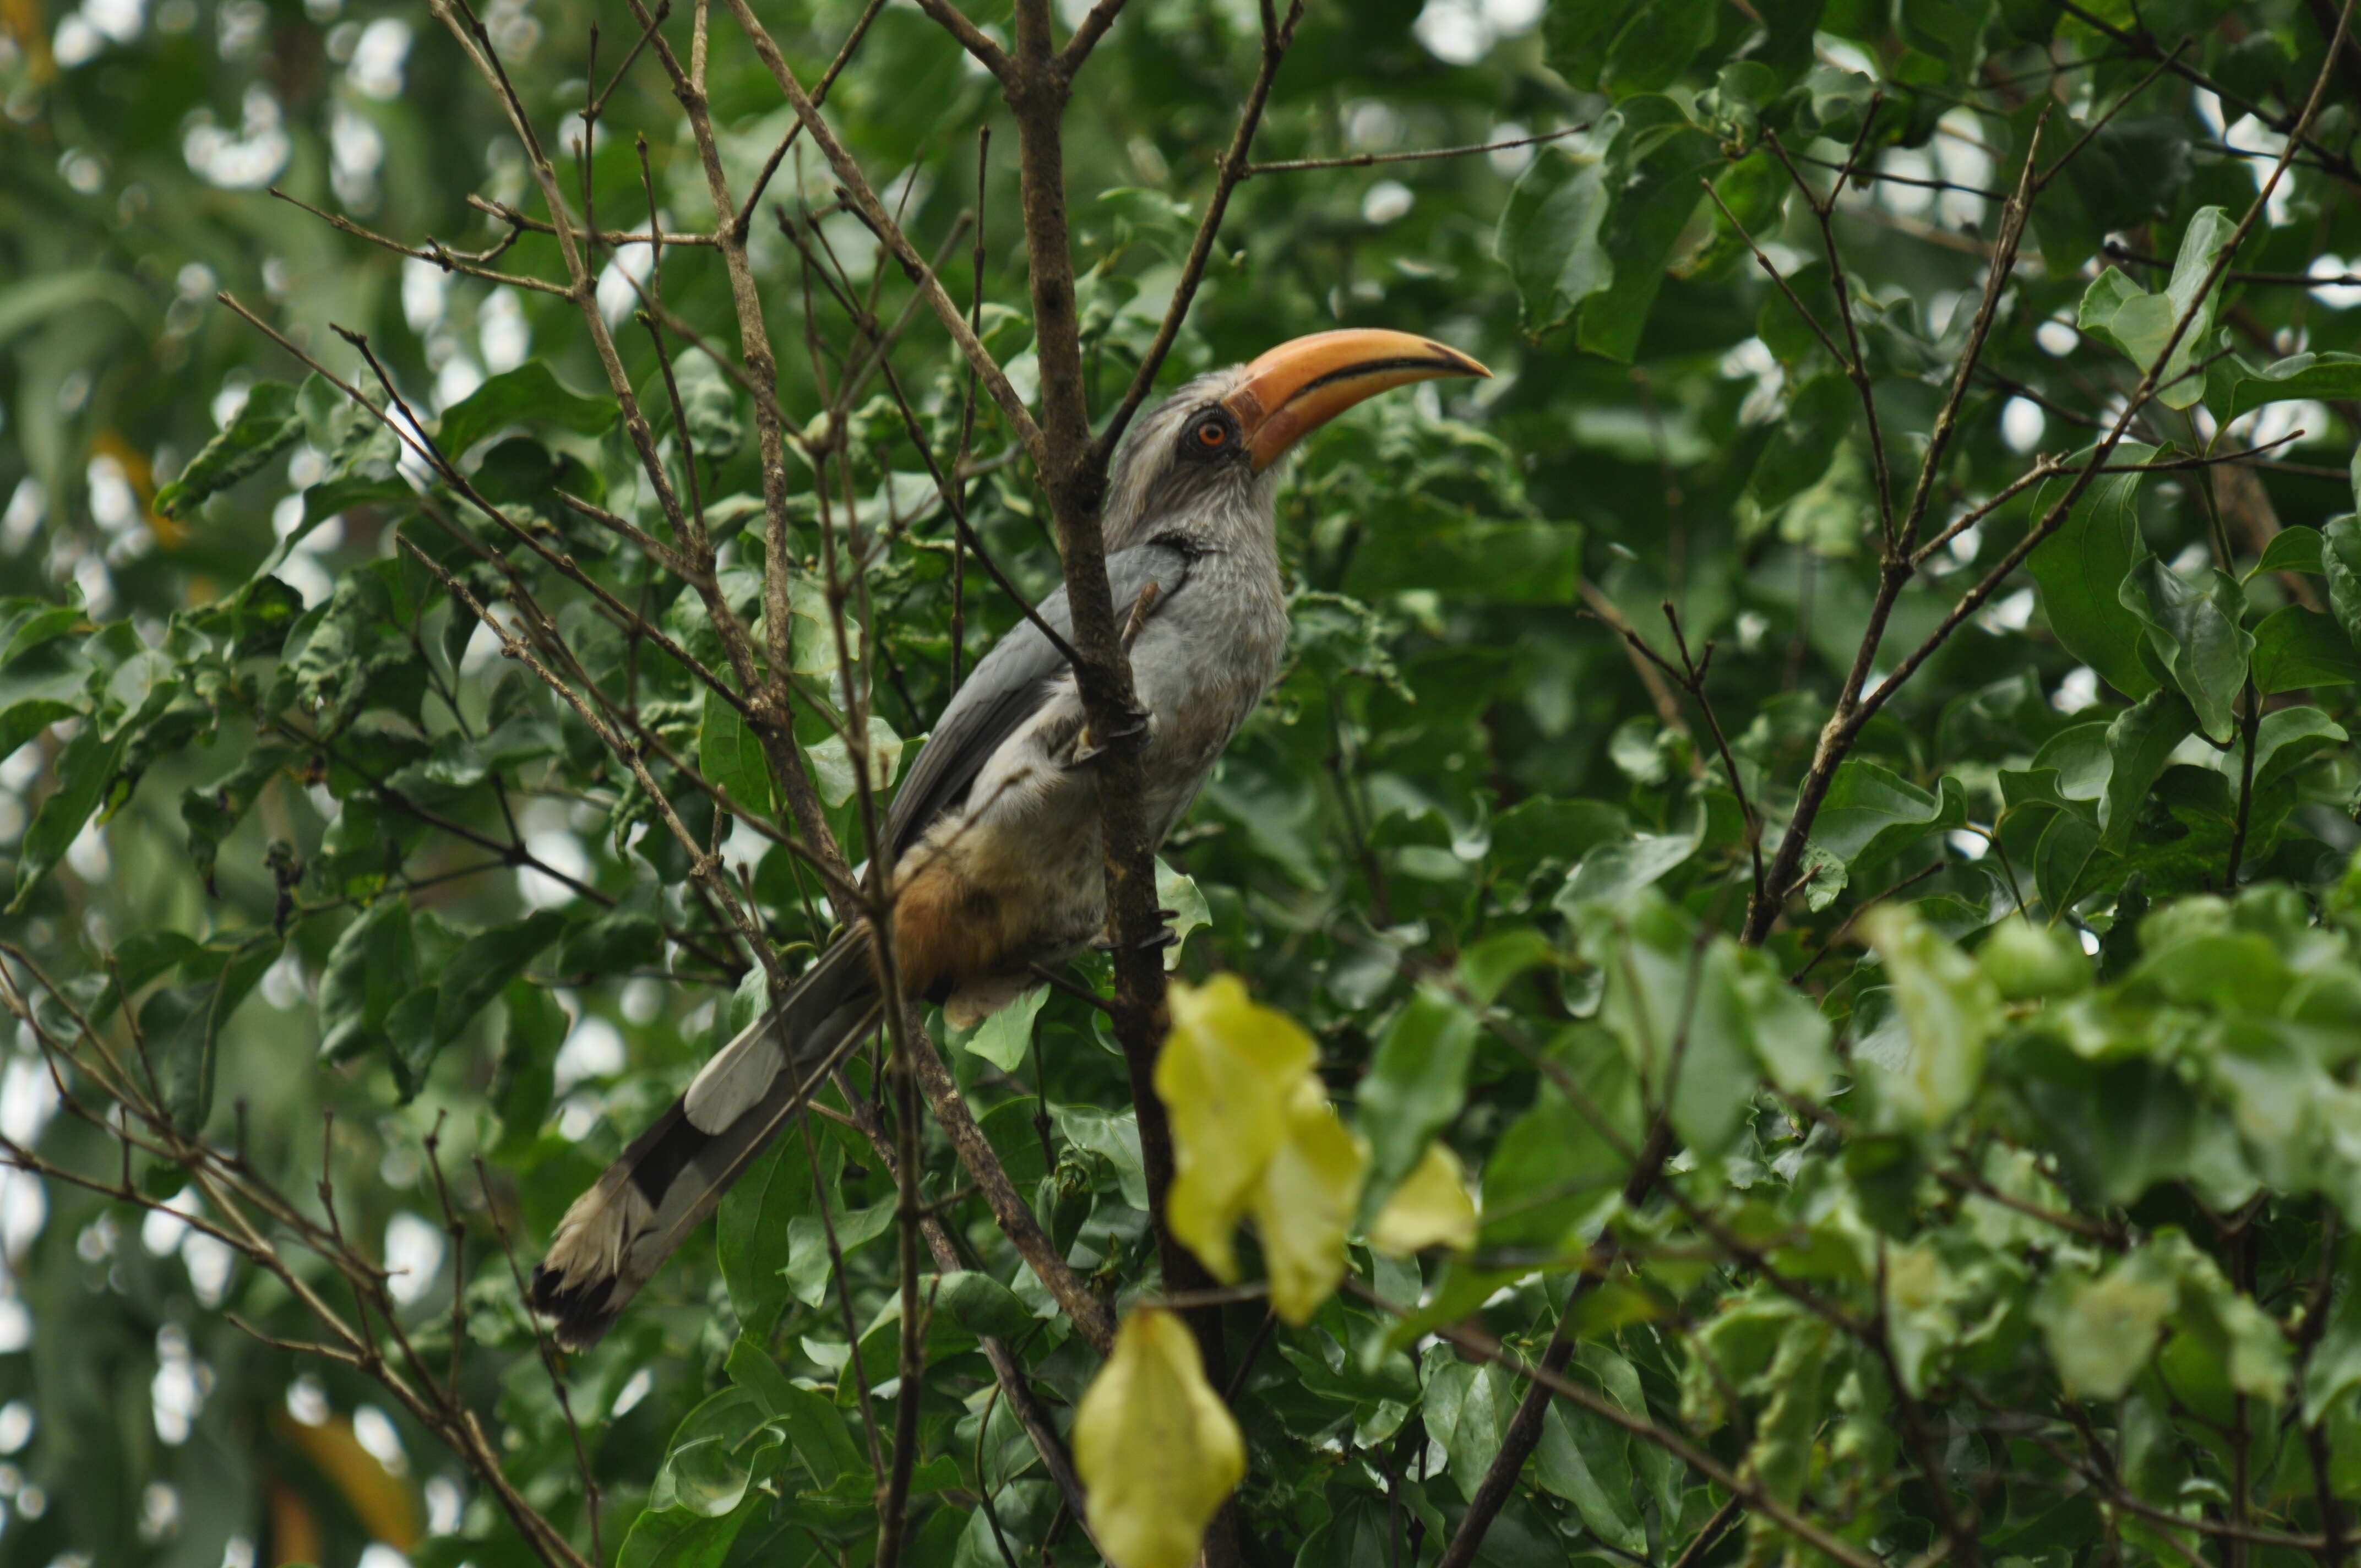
886, 540, 1196, 858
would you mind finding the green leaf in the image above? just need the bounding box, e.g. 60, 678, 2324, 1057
2251, 525, 2326, 578
1858, 905, 1999, 1128
959, 983, 1047, 1074
1539, 0, 1642, 90
1422, 1354, 1517, 1503
1479, 1029, 1640, 1250
1812, 762, 1967, 875
1978, 918, 2091, 999
806, 715, 904, 811
1494, 99, 1725, 351
699, 685, 772, 817
1455, 927, 1558, 1007
1156, 858, 1211, 971
928, 1271, 1035, 1340
10, 718, 132, 912
436, 360, 618, 458
1554, 813, 1701, 911
1356, 987, 1479, 1211
1602, 0, 1718, 95
555, 906, 665, 976
665, 351, 743, 461
108, 930, 200, 1010
1746, 1317, 1834, 1516
1744, 374, 1857, 521
1576, 893, 1761, 1158
2032, 721, 2116, 813
385, 987, 442, 1099
2076, 206, 2235, 408
154, 382, 304, 518
646, 1382, 785, 1525
433, 909, 568, 1046
2099, 690, 2197, 853
180, 745, 292, 890
2038, 1232, 2288, 1405
718, 1140, 814, 1335
2039, 1256, 2175, 1401
2026, 448, 2158, 700
2301, 1237, 2361, 1422
2117, 557, 2253, 740
1535, 1404, 1644, 1554
0, 700, 73, 767
2246, 706, 2346, 798
1578, 99, 1724, 363
2320, 513, 2361, 654
2032, 808, 2107, 913
318, 896, 418, 1063
137, 986, 214, 1134
2215, 351, 2361, 420
2250, 605, 2359, 693
1731, 943, 1836, 1097
0, 603, 92, 668
491, 979, 563, 1151
139, 933, 279, 1134
617, 1507, 748, 1568
725, 1335, 864, 1485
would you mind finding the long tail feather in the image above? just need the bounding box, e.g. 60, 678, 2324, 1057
527, 935, 877, 1349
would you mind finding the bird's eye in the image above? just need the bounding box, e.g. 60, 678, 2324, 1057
1178, 410, 1237, 461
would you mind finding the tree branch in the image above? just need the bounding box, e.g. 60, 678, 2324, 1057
1092, 0, 1305, 466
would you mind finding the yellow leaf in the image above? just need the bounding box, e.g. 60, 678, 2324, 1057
1253, 1077, 1370, 1324
1370, 1142, 1477, 1257
1157, 974, 1317, 1282
1075, 1309, 1246, 1568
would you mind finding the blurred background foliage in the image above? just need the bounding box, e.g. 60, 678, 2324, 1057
2, 0, 2361, 1564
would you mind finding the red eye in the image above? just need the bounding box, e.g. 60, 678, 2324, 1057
1197, 423, 1226, 446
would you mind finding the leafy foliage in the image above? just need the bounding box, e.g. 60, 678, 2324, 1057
6, 0, 2361, 1565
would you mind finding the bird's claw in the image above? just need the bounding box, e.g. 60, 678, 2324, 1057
1090, 911, 1181, 952
1065, 708, 1152, 768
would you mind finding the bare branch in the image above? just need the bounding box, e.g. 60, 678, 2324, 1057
910, 0, 1013, 79
722, 0, 1046, 466
269, 187, 572, 293
1243, 123, 1588, 178
1094, 0, 1306, 465
1058, 0, 1126, 70
465, 193, 717, 247
731, 0, 889, 237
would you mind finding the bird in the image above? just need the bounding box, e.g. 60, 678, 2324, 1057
527, 328, 1490, 1348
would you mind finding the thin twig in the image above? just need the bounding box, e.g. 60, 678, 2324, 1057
1242, 124, 1588, 177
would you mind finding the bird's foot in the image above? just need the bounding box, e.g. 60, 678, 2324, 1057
1090, 908, 1180, 952
1067, 709, 1151, 767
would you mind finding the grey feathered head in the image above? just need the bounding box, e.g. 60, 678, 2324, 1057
1103, 329, 1490, 551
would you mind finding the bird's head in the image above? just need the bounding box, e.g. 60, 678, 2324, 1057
1104, 328, 1490, 549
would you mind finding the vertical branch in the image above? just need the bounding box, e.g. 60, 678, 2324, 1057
994, 10, 1246, 1476
613, 0, 853, 880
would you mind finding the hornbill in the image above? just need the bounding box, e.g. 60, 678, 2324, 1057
528, 328, 1489, 1348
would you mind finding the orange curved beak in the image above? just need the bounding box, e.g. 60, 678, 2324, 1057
1222, 329, 1491, 471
